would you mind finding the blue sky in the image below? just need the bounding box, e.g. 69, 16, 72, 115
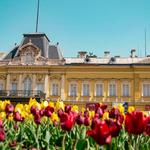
0, 0, 150, 57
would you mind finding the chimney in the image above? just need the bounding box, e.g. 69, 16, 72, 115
130, 49, 136, 58
104, 51, 110, 58
78, 51, 87, 58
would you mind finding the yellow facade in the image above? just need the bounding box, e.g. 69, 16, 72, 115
0, 65, 150, 110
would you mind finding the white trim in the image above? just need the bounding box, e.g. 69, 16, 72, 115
51, 80, 60, 96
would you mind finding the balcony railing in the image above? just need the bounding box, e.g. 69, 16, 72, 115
0, 90, 46, 99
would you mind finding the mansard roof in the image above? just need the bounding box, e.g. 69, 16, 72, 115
4, 33, 63, 60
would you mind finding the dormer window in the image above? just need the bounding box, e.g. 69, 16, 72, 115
24, 52, 34, 64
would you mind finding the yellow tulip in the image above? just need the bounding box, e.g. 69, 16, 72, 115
41, 101, 48, 108
71, 105, 78, 113
56, 101, 64, 110
48, 102, 54, 108
8, 113, 13, 121
89, 111, 95, 119
0, 112, 6, 119
102, 112, 109, 120
128, 106, 135, 113
51, 112, 59, 122
15, 103, 24, 113
118, 104, 124, 114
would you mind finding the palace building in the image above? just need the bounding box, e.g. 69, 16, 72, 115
0, 33, 150, 110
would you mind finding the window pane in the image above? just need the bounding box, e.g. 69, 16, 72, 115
37, 83, 44, 92
12, 83, 17, 91
52, 83, 59, 96
96, 84, 103, 96
109, 83, 116, 96
70, 84, 77, 96
123, 84, 129, 96
83, 83, 89, 96
0, 84, 3, 91
143, 84, 150, 96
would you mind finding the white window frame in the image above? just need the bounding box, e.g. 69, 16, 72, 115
69, 82, 77, 97
51, 81, 60, 96
142, 82, 150, 97
95, 82, 103, 96
82, 81, 90, 96
109, 81, 117, 97
122, 81, 130, 97
11, 82, 17, 91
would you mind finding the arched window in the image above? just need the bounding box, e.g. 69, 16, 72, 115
23, 77, 32, 96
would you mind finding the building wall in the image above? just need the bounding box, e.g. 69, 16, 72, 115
0, 65, 150, 110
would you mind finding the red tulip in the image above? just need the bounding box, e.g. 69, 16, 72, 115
60, 112, 75, 131
39, 108, 45, 116
84, 110, 89, 117
30, 106, 39, 116
58, 108, 64, 117
13, 112, 24, 122
5, 103, 14, 113
87, 121, 111, 145
106, 119, 121, 137
45, 106, 54, 117
0, 128, 5, 142
145, 116, 150, 136
0, 118, 3, 128
109, 108, 120, 119
91, 114, 101, 129
95, 107, 104, 118
76, 114, 84, 125
34, 114, 41, 125
65, 105, 72, 113
125, 111, 146, 135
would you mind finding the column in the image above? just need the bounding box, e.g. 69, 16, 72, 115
104, 79, 108, 102
32, 74, 36, 91
134, 74, 140, 101
117, 79, 121, 102
61, 74, 65, 100
77, 80, 82, 101
6, 74, 10, 91
90, 79, 94, 101
44, 74, 49, 98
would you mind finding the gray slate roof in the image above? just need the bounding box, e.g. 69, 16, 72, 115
4, 33, 63, 60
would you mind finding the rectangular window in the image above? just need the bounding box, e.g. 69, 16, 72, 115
52, 83, 59, 96
0, 84, 3, 91
82, 83, 89, 96
96, 84, 103, 96
122, 83, 130, 96
109, 83, 116, 96
143, 83, 150, 96
12, 83, 17, 91
70, 83, 77, 96
37, 83, 44, 92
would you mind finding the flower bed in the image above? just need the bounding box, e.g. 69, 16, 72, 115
0, 98, 149, 150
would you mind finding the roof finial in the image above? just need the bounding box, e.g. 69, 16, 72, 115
36, 0, 40, 32
29, 38, 32, 43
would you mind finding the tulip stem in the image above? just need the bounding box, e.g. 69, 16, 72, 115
62, 132, 66, 150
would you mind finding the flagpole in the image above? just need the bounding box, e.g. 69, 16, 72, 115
36, 0, 40, 32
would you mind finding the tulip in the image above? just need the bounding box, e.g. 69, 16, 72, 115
34, 114, 41, 125
58, 108, 64, 117
39, 108, 45, 117
106, 119, 121, 137
109, 108, 120, 119
0, 128, 5, 142
60, 112, 75, 131
65, 105, 72, 113
91, 114, 101, 129
76, 113, 84, 125
30, 106, 39, 116
87, 121, 112, 145
45, 106, 54, 117
13, 112, 24, 122
5, 103, 14, 113
84, 116, 90, 126
144, 116, 150, 136
0, 118, 3, 128
125, 111, 146, 135
95, 107, 104, 118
